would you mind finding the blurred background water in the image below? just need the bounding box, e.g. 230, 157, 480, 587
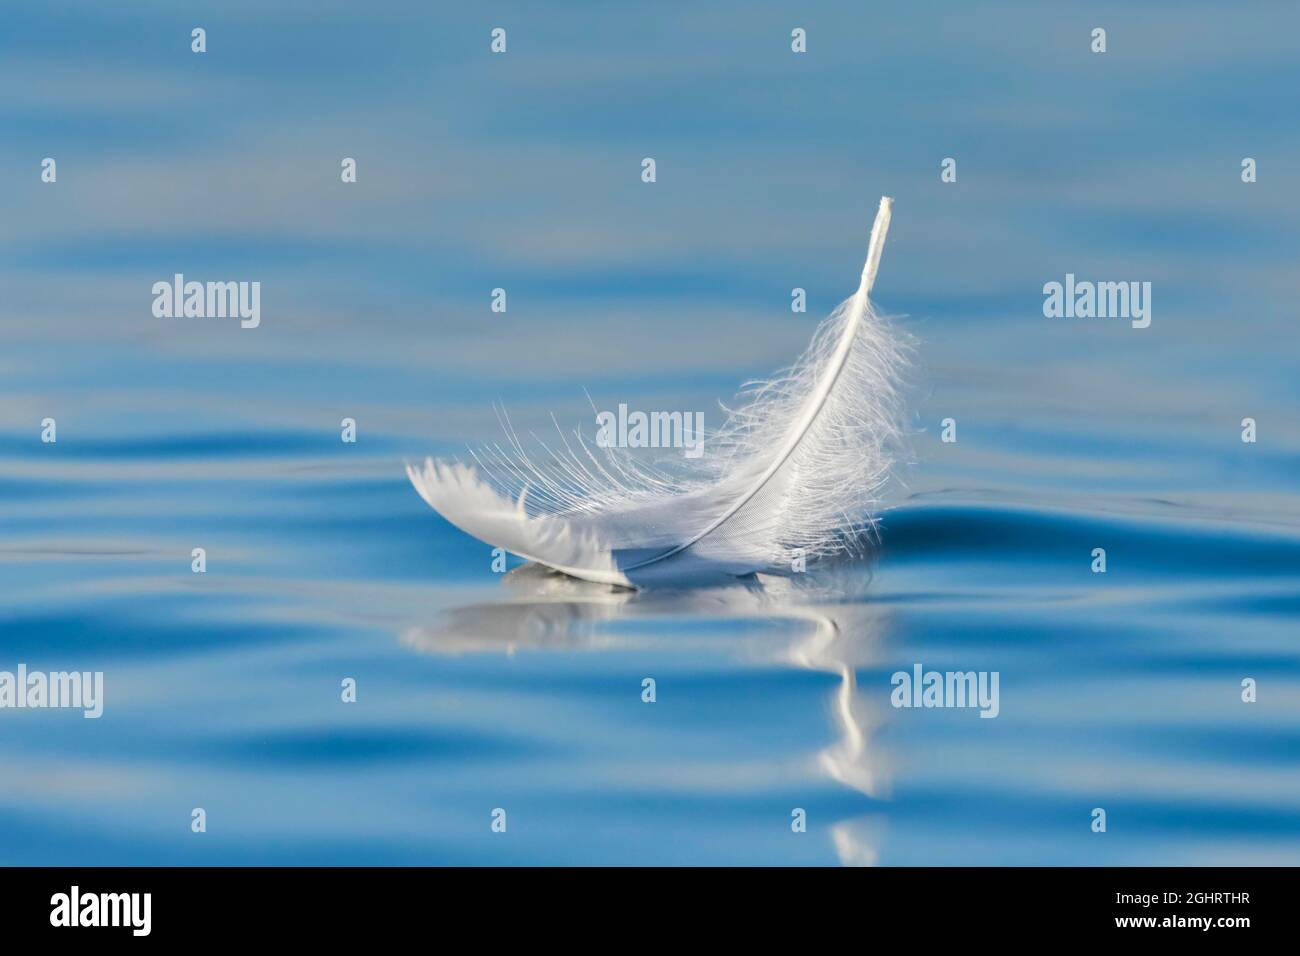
1, 1, 1298, 865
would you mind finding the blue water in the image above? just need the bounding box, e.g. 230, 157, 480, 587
2, 1, 1299, 865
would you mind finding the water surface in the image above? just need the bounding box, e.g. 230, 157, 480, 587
2, 1, 1298, 865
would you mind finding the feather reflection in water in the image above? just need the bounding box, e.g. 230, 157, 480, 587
402, 562, 890, 864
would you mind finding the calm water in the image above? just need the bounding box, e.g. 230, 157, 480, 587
2, 1, 1299, 865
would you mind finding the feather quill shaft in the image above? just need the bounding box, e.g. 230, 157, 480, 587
622, 197, 893, 571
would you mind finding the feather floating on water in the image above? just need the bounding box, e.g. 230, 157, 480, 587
408, 196, 908, 587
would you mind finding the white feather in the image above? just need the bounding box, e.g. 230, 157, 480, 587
407, 196, 908, 587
